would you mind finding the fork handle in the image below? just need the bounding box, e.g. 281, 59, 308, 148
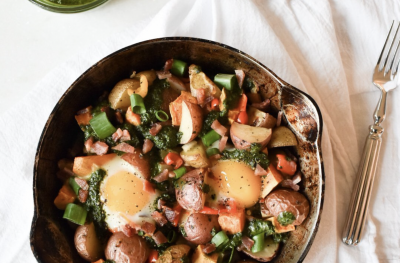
342, 124, 383, 246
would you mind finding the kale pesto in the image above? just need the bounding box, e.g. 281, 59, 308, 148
221, 143, 269, 169
277, 211, 296, 226
245, 218, 275, 237
199, 111, 228, 137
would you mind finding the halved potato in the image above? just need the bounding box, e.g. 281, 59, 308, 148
180, 141, 209, 168
156, 244, 191, 263
261, 165, 283, 198
179, 101, 203, 144
135, 69, 157, 85
230, 122, 272, 149
267, 126, 297, 148
167, 75, 187, 93
74, 223, 103, 262
242, 237, 280, 262
192, 245, 218, 263
247, 107, 277, 128
108, 79, 140, 110
169, 91, 198, 126
189, 64, 221, 100
127, 74, 148, 98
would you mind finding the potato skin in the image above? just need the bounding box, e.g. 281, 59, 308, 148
265, 189, 310, 225
74, 223, 103, 262
156, 244, 191, 263
184, 213, 220, 245
105, 232, 149, 263
267, 126, 297, 148
175, 168, 207, 211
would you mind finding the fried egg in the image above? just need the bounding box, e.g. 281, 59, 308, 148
98, 155, 158, 231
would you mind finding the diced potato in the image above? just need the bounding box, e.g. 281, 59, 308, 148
270, 94, 281, 111
261, 165, 283, 198
189, 64, 221, 100
268, 126, 297, 148
180, 141, 209, 168
230, 122, 272, 150
134, 69, 157, 85
73, 154, 116, 176
156, 244, 191, 263
267, 217, 295, 233
218, 207, 245, 234
247, 107, 277, 128
192, 245, 218, 263
179, 101, 203, 144
169, 91, 198, 126
54, 184, 76, 210
219, 88, 227, 111
228, 109, 240, 124
108, 79, 140, 110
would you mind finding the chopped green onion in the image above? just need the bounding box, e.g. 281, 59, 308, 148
167, 230, 177, 243
68, 177, 80, 195
214, 74, 238, 90
170, 59, 188, 77
63, 203, 87, 225
137, 230, 145, 236
202, 130, 222, 147
155, 110, 169, 122
206, 148, 220, 157
212, 231, 229, 248
89, 112, 117, 139
130, 94, 146, 114
173, 167, 187, 179
251, 233, 265, 253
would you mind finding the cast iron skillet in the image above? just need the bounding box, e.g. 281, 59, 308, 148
30, 37, 325, 263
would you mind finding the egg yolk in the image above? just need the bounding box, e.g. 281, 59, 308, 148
210, 160, 261, 208
103, 171, 150, 215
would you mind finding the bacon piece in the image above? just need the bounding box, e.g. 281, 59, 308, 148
255, 164, 269, 176
56, 168, 74, 182
120, 130, 131, 142
211, 120, 227, 136
115, 111, 124, 124
219, 136, 228, 152
141, 222, 156, 235
235, 70, 245, 88
210, 154, 221, 161
76, 106, 92, 115
84, 137, 94, 153
90, 141, 109, 156
156, 70, 171, 80
149, 123, 162, 136
122, 151, 150, 179
202, 243, 216, 254
277, 111, 282, 127
151, 211, 168, 226
164, 206, 179, 226
143, 180, 155, 194
121, 224, 135, 237
153, 231, 168, 245
78, 189, 88, 203
241, 236, 255, 251
159, 120, 172, 126
112, 128, 123, 142
74, 177, 89, 190
143, 139, 154, 154
281, 179, 300, 191
112, 143, 136, 154
164, 59, 173, 71
196, 88, 206, 105
153, 169, 169, 183
252, 99, 270, 111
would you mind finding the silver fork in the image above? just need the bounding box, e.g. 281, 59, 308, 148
342, 21, 400, 246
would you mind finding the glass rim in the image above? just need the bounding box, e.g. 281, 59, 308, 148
28, 0, 109, 13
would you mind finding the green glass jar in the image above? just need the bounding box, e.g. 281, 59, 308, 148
29, 0, 109, 13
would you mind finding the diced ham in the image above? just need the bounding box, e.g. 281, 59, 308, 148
202, 243, 216, 254
255, 164, 269, 176
252, 99, 270, 111
112, 128, 123, 142
156, 70, 171, 80
235, 70, 245, 88
151, 211, 168, 226
281, 179, 300, 191
159, 120, 172, 126
277, 111, 282, 127
143, 180, 155, 194
78, 189, 88, 203
153, 231, 168, 245
121, 224, 135, 237
90, 141, 109, 156
74, 177, 89, 190
112, 143, 136, 154
219, 136, 228, 152
164, 59, 173, 71
211, 120, 227, 136
153, 169, 169, 183
142, 139, 154, 154
157, 199, 166, 210
141, 222, 156, 235
120, 130, 131, 142
241, 236, 255, 251
76, 106, 92, 115
168, 171, 176, 178
196, 88, 206, 105
149, 123, 162, 136
164, 206, 179, 226
115, 111, 124, 124
292, 172, 302, 184
84, 137, 94, 153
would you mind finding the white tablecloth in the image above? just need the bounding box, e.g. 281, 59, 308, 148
1, 1, 399, 262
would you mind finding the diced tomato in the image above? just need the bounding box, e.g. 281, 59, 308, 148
148, 249, 159, 263
219, 199, 237, 214
143, 180, 155, 194
211, 98, 220, 111
236, 111, 248, 124
198, 206, 219, 215
164, 152, 183, 169
172, 204, 183, 227
237, 94, 248, 112
276, 154, 297, 176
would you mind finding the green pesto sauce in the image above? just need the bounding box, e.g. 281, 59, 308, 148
199, 111, 228, 137
221, 143, 269, 169
47, 0, 96, 5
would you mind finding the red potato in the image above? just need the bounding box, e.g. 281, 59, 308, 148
184, 213, 220, 245
267, 217, 295, 233
242, 237, 280, 262
230, 122, 272, 150
247, 107, 277, 129
189, 64, 221, 102
105, 232, 149, 263
74, 223, 103, 262
108, 79, 140, 110
267, 126, 298, 148
73, 153, 116, 177
179, 101, 203, 144
167, 75, 188, 93
121, 151, 150, 180
260, 165, 283, 198
169, 91, 198, 126
175, 168, 207, 211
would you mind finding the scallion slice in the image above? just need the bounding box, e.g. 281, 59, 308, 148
206, 148, 220, 157
214, 74, 238, 90
251, 232, 265, 253
212, 231, 229, 248
202, 130, 222, 147
155, 110, 169, 122
63, 203, 87, 225
89, 112, 117, 139
173, 167, 187, 179
170, 59, 188, 77
130, 94, 146, 114
69, 177, 80, 195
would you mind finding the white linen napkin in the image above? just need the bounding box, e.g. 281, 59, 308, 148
1, 0, 399, 262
